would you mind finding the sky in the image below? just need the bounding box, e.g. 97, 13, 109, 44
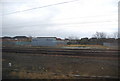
1, 0, 119, 38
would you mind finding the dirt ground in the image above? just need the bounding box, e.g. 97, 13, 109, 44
2, 49, 119, 79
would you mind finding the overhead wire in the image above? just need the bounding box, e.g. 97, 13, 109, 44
3, 14, 117, 26
51, 14, 118, 21
3, 0, 79, 15
2, 0, 117, 29
3, 20, 117, 28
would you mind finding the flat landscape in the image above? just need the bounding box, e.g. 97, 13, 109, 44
2, 46, 120, 79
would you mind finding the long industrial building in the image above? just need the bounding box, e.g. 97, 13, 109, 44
31, 37, 67, 46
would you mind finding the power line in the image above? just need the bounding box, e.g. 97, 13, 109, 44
2, 14, 117, 26
51, 14, 117, 21
3, 0, 79, 15
3, 20, 117, 28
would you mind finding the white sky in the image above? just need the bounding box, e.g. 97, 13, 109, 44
1, 0, 119, 38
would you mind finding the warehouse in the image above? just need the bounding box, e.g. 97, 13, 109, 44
31, 37, 67, 46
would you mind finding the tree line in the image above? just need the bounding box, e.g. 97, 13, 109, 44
66, 32, 119, 45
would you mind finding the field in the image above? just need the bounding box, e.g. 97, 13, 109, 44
2, 46, 120, 79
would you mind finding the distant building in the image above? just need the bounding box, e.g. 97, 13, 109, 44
2, 36, 67, 46
56, 38, 67, 46
13, 36, 31, 46
2, 36, 31, 46
13, 36, 31, 41
103, 42, 118, 48
2, 36, 15, 46
31, 37, 67, 46
2, 36, 13, 41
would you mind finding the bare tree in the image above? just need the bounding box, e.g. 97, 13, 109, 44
92, 32, 107, 39
113, 32, 118, 39
68, 36, 79, 40
66, 36, 79, 45
113, 32, 120, 39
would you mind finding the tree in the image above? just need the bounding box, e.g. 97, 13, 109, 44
67, 36, 79, 40
92, 32, 107, 39
113, 32, 120, 39
66, 36, 79, 44
80, 37, 89, 45
92, 32, 107, 45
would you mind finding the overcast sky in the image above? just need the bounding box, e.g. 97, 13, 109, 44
1, 0, 119, 38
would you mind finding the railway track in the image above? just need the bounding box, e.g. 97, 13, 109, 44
2, 46, 119, 58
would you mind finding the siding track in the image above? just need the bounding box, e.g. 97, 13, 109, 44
2, 46, 119, 58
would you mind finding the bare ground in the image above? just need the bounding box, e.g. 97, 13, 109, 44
2, 46, 120, 79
